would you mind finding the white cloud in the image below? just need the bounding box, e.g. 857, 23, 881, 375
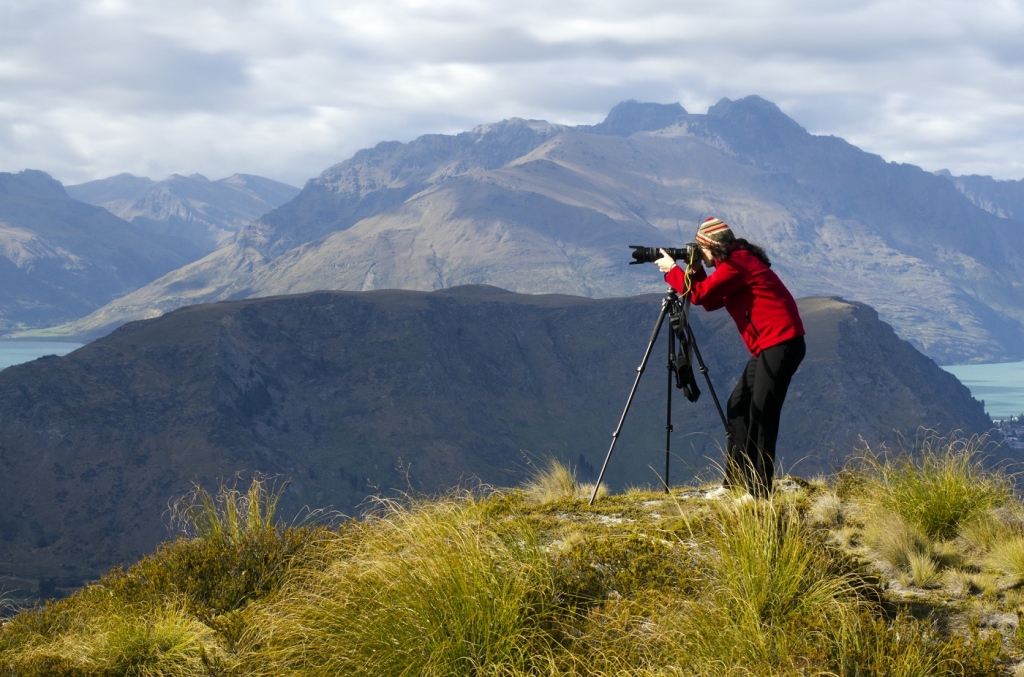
1, 0, 1022, 186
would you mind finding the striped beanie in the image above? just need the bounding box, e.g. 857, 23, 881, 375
695, 217, 735, 247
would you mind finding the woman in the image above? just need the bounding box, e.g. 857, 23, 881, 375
655, 217, 805, 498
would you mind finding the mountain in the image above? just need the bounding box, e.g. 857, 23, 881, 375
0, 287, 990, 597
937, 170, 1024, 221
47, 98, 1024, 364
0, 170, 200, 333
66, 173, 300, 254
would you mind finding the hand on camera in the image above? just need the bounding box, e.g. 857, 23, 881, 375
655, 249, 677, 273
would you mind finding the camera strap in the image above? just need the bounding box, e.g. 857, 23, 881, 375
669, 303, 701, 403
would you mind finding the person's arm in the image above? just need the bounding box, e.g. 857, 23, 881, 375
687, 260, 746, 310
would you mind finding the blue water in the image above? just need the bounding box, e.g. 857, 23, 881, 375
0, 340, 83, 371
942, 361, 1024, 421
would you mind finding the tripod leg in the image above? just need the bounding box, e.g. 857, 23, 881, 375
665, 323, 673, 493
589, 299, 670, 505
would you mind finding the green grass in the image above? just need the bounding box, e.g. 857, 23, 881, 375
170, 474, 285, 541
1, 437, 1019, 676
242, 493, 560, 676
986, 536, 1024, 583
653, 500, 868, 673
844, 433, 1012, 540
522, 457, 606, 504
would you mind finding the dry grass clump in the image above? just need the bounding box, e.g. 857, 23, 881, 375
847, 434, 1012, 541
985, 537, 1024, 583
806, 491, 844, 527
662, 500, 868, 670
523, 457, 606, 503
239, 493, 560, 676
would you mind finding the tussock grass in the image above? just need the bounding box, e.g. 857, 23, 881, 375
523, 458, 605, 503
665, 500, 867, 671
864, 514, 933, 571
960, 507, 1024, 552
986, 536, 1024, 583
4, 601, 227, 677
848, 433, 1012, 540
241, 493, 560, 676
171, 474, 284, 541
74, 603, 226, 677
906, 550, 941, 588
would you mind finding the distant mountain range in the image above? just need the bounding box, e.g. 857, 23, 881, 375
0, 170, 299, 334
0, 287, 991, 597
38, 97, 1024, 364
0, 171, 197, 332
66, 173, 300, 254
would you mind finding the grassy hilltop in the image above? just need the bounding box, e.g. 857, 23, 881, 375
4, 434, 1024, 676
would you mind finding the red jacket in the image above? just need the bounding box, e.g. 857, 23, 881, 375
665, 248, 804, 356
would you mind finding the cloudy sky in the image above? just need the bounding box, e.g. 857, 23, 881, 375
2, 0, 1023, 188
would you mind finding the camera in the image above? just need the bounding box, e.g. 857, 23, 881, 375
628, 244, 696, 265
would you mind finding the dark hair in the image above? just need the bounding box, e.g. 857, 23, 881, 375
707, 238, 771, 267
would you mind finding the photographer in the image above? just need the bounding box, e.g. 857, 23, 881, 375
655, 217, 805, 498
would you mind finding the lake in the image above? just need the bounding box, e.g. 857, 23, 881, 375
941, 361, 1024, 421
0, 340, 83, 371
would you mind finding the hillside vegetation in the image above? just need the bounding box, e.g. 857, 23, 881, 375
4, 434, 1024, 676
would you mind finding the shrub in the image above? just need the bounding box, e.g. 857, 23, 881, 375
103, 525, 327, 626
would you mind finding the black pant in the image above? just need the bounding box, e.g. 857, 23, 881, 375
725, 336, 805, 497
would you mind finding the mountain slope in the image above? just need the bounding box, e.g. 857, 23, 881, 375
940, 170, 1024, 221
66, 173, 300, 254
0, 287, 990, 594
0, 170, 200, 332
52, 99, 1024, 363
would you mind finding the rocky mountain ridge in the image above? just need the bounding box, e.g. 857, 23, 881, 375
66, 173, 300, 254
938, 170, 1024, 221
45, 98, 1024, 364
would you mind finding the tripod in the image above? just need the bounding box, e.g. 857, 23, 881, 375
589, 287, 732, 505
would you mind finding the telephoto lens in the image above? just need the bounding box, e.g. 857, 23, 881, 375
628, 244, 694, 265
